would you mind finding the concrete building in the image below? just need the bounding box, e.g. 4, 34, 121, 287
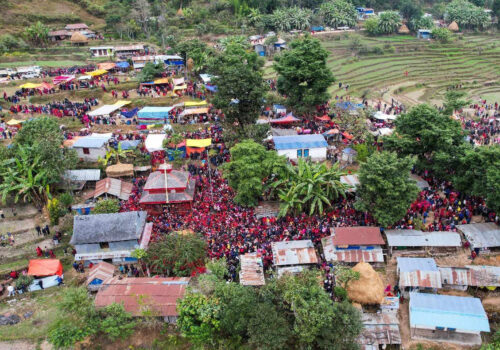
273, 134, 328, 161
71, 133, 111, 162
90, 46, 114, 57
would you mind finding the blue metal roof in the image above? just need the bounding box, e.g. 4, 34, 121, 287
273, 134, 328, 150
397, 257, 437, 272
410, 292, 490, 332
138, 106, 174, 119
73, 137, 110, 149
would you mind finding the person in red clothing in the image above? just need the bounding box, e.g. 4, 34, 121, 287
36, 246, 43, 257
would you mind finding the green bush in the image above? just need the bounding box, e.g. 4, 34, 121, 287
58, 192, 73, 208
93, 199, 120, 214
432, 27, 453, 44
98, 303, 136, 341
47, 198, 65, 225
48, 321, 93, 349
15, 275, 34, 290
334, 286, 348, 301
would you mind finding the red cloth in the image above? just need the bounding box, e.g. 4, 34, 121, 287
27, 259, 63, 276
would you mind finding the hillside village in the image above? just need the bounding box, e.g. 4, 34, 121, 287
0, 0, 499, 349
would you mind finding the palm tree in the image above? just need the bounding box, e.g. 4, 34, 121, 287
378, 11, 402, 34
271, 159, 351, 217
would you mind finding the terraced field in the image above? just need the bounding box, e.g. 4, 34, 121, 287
320, 34, 500, 106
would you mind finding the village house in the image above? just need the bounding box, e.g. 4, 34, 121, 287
114, 44, 145, 58
89, 46, 114, 57
48, 30, 71, 42
385, 229, 462, 256
271, 240, 319, 277
358, 312, 401, 350
84, 177, 133, 201
457, 222, 500, 253
239, 253, 265, 286
70, 211, 152, 264
71, 133, 111, 162
64, 23, 89, 32
95, 277, 190, 323
439, 265, 500, 290
321, 226, 385, 265
409, 292, 490, 345
397, 257, 442, 296
86, 262, 116, 292
273, 134, 328, 162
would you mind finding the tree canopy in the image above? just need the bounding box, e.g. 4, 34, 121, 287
273, 35, 335, 113
445, 0, 491, 30
222, 140, 287, 207
209, 42, 267, 128
320, 0, 358, 28
144, 232, 207, 277
355, 151, 420, 227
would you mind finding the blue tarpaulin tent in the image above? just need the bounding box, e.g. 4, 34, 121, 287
204, 84, 217, 92
116, 61, 130, 69
137, 106, 174, 125
336, 101, 364, 111
120, 107, 138, 119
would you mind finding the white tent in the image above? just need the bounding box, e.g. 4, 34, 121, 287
145, 134, 166, 152
88, 105, 123, 117
373, 111, 397, 121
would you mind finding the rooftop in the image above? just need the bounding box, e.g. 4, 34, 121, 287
271, 240, 318, 266
84, 177, 133, 201
70, 211, 147, 245
143, 170, 190, 191
273, 134, 328, 150
95, 277, 190, 317
63, 169, 101, 182
439, 265, 500, 287
386, 230, 462, 247
72, 134, 111, 148
398, 258, 441, 288
409, 292, 490, 333
239, 253, 265, 286
332, 226, 384, 245
457, 223, 500, 249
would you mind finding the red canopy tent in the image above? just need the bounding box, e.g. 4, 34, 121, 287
28, 259, 63, 277
342, 131, 354, 140
37, 82, 53, 91
270, 114, 300, 124
325, 128, 339, 135
315, 115, 331, 122
52, 75, 75, 85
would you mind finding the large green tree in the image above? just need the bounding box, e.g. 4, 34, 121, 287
209, 42, 267, 128
383, 104, 464, 169
445, 0, 490, 30
24, 21, 49, 47
222, 140, 287, 207
144, 232, 207, 276
320, 0, 358, 28
443, 90, 470, 116
272, 160, 350, 217
355, 151, 420, 227
273, 35, 335, 113
377, 11, 402, 34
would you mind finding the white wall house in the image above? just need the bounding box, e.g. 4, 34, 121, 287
90, 46, 114, 57
72, 134, 111, 162
273, 134, 328, 162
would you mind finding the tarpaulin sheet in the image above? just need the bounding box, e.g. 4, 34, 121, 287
184, 100, 207, 107
98, 62, 117, 70
85, 69, 108, 77
186, 138, 211, 148
28, 259, 63, 277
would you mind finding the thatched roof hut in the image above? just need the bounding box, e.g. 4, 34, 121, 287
398, 24, 410, 34
106, 163, 134, 177
448, 21, 459, 32
176, 7, 184, 17
346, 262, 385, 305
70, 32, 88, 45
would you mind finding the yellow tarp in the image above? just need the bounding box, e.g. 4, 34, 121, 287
19, 83, 41, 89
173, 84, 188, 91
7, 119, 25, 125
184, 100, 207, 107
153, 78, 171, 85
113, 100, 131, 107
186, 138, 211, 148
85, 69, 108, 77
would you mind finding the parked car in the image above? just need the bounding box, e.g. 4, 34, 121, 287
21, 72, 40, 79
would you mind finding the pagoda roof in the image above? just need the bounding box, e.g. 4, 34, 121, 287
143, 170, 189, 191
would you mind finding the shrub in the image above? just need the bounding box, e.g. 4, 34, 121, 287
334, 286, 348, 301
432, 27, 453, 44
364, 17, 380, 36
15, 275, 34, 290
93, 199, 120, 214
47, 198, 65, 225
58, 192, 73, 208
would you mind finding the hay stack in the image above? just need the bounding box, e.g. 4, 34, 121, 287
176, 7, 184, 17
346, 262, 385, 305
398, 24, 410, 34
448, 21, 459, 32
106, 163, 134, 177
70, 32, 88, 44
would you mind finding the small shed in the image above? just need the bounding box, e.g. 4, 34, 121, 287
409, 292, 489, 345
417, 29, 431, 39
322, 226, 385, 265
86, 262, 116, 292
71, 134, 111, 162
84, 177, 133, 201
273, 134, 328, 161
397, 257, 441, 295
271, 240, 318, 277
457, 223, 500, 251
341, 147, 357, 164
95, 277, 190, 322
385, 230, 462, 255
62, 169, 101, 190
358, 312, 401, 349
239, 253, 265, 286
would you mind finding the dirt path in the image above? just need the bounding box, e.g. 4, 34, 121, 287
0, 341, 37, 350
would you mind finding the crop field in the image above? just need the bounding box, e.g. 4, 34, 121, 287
320, 33, 500, 106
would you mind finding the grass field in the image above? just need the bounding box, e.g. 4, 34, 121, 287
265, 33, 500, 106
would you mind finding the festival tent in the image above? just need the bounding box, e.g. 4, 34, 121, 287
120, 107, 139, 119
37, 82, 53, 90
184, 100, 207, 107
6, 118, 25, 126
270, 113, 300, 124
137, 106, 174, 125
28, 259, 63, 277
173, 84, 188, 91
179, 107, 209, 118
186, 138, 211, 156
373, 111, 397, 121
173, 77, 185, 86
315, 115, 331, 122
85, 69, 108, 77
199, 74, 213, 84
116, 61, 130, 69
88, 101, 130, 117
52, 75, 75, 85
98, 62, 117, 70
19, 82, 41, 89
119, 140, 141, 150
204, 84, 217, 93
78, 75, 92, 81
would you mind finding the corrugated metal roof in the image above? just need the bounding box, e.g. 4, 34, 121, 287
86, 262, 115, 287
239, 253, 265, 286
386, 230, 462, 247
85, 178, 133, 201
276, 265, 306, 278
332, 226, 384, 245
63, 169, 101, 181
271, 240, 318, 266
358, 313, 401, 347
409, 292, 490, 332
273, 134, 328, 150
457, 223, 500, 249
95, 277, 190, 317
324, 247, 384, 263
72, 135, 110, 148
398, 258, 441, 288
439, 265, 500, 287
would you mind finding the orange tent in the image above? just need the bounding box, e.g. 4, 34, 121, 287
28, 259, 63, 276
